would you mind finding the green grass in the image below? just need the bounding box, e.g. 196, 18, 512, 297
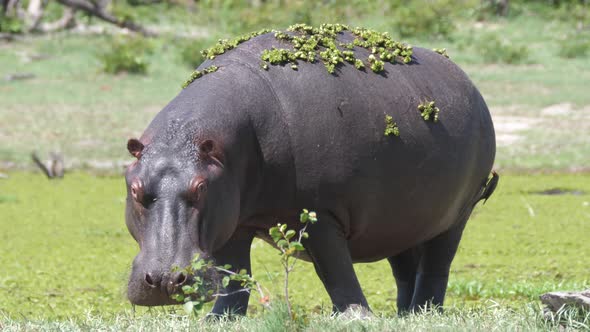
0, 173, 588, 321
2, 304, 589, 331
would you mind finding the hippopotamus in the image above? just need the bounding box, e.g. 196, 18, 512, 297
124, 25, 498, 316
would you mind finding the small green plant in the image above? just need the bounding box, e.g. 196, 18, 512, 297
418, 101, 440, 122
170, 259, 219, 313
477, 34, 529, 64
100, 37, 153, 74
384, 115, 400, 137
181, 65, 219, 89
433, 48, 450, 58
268, 209, 317, 319
171, 258, 265, 315
171, 209, 317, 318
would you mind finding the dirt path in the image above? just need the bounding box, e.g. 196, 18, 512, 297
492, 103, 590, 147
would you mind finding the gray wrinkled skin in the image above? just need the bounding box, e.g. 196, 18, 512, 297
124, 31, 496, 315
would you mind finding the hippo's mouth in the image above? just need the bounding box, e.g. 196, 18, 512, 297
128, 281, 182, 306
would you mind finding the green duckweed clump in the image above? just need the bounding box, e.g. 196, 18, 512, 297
181, 65, 219, 89
261, 48, 297, 65
384, 115, 400, 137
418, 101, 440, 122
258, 23, 414, 74
181, 24, 448, 87
433, 48, 449, 58
201, 29, 271, 60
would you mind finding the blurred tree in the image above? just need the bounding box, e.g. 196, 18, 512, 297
482, 0, 510, 16
0, 0, 155, 35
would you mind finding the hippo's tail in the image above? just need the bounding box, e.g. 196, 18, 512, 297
477, 171, 499, 205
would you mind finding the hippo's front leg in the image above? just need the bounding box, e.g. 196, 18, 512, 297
209, 229, 255, 317
304, 213, 370, 313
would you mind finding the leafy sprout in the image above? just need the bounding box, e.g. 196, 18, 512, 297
418, 100, 440, 122
384, 115, 400, 137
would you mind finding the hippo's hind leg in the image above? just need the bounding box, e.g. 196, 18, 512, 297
387, 248, 420, 315
304, 212, 370, 313
409, 211, 472, 312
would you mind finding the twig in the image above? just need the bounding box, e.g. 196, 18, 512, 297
520, 196, 535, 217
213, 266, 271, 308
4, 73, 36, 81
31, 152, 52, 178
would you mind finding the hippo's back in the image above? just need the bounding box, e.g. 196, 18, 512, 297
196, 32, 495, 261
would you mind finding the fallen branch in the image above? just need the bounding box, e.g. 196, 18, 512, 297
37, 7, 76, 32
55, 0, 156, 36
31, 151, 65, 179
4, 73, 36, 81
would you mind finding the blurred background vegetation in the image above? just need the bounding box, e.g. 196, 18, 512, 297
1, 0, 589, 170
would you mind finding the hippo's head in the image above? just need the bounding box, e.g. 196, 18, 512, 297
124, 136, 240, 306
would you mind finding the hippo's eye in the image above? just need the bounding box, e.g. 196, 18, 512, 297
197, 182, 207, 194
189, 177, 208, 204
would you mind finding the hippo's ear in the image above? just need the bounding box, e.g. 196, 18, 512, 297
127, 138, 144, 159
198, 139, 225, 167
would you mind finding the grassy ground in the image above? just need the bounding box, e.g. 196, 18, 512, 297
2, 304, 589, 331
0, 6, 589, 171
0, 173, 588, 321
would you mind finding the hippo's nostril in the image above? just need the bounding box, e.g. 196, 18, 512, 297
174, 272, 187, 286
144, 273, 158, 288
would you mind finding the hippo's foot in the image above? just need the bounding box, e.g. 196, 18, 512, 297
337, 304, 374, 320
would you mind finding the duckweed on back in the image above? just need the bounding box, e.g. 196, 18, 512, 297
433, 48, 450, 58
181, 23, 455, 88
182, 23, 422, 88
259, 23, 414, 74
181, 65, 219, 89
200, 29, 271, 60
179, 24, 444, 137
418, 101, 440, 122
384, 115, 400, 137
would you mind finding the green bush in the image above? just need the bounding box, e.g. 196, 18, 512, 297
550, 3, 590, 27
392, 0, 456, 38
558, 33, 590, 58
178, 39, 213, 68
0, 14, 24, 34
195, 0, 460, 39
476, 34, 529, 64
99, 37, 153, 74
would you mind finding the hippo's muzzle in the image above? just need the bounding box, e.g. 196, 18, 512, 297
127, 253, 220, 306
128, 265, 190, 306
